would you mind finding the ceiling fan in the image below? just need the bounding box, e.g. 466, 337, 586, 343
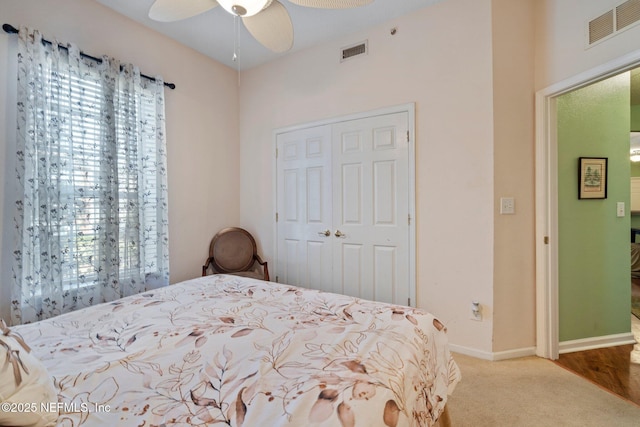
148, 0, 373, 54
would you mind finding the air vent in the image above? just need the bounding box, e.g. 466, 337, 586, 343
588, 0, 640, 46
616, 0, 640, 30
589, 10, 614, 44
341, 41, 367, 63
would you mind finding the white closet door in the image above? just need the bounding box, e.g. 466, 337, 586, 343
275, 111, 411, 305
276, 125, 333, 292
331, 112, 410, 304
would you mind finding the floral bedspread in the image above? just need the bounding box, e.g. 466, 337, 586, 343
15, 275, 460, 426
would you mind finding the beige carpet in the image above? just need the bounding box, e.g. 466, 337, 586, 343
445, 353, 640, 426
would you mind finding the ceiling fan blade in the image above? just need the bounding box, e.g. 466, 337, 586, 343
149, 0, 219, 22
287, 0, 372, 9
242, 1, 294, 53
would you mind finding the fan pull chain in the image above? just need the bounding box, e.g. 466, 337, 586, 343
233, 15, 240, 85
233, 15, 238, 63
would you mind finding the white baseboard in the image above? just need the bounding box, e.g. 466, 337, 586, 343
449, 344, 493, 360
450, 344, 537, 361
559, 332, 637, 354
451, 333, 638, 360
491, 346, 538, 361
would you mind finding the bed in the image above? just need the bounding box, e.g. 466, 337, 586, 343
3, 274, 460, 427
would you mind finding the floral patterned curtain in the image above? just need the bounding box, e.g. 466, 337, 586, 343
11, 27, 170, 324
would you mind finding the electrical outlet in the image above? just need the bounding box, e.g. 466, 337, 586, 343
470, 301, 482, 321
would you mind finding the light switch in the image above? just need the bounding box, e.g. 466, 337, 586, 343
617, 202, 625, 217
500, 197, 515, 215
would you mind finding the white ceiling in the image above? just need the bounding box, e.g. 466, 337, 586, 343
96, 0, 444, 70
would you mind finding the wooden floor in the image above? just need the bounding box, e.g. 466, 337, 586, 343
555, 319, 640, 407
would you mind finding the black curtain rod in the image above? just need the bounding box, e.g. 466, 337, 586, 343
2, 23, 175, 90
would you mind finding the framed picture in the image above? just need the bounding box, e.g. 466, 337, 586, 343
578, 157, 607, 199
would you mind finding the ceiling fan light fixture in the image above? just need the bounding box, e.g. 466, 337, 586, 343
217, 0, 270, 16
148, 0, 363, 57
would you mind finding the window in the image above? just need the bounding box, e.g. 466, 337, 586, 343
47, 72, 163, 290
12, 27, 169, 324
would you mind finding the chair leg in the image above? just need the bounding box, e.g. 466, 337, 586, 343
202, 257, 213, 277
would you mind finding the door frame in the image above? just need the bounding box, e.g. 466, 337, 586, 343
272, 103, 417, 305
535, 51, 640, 359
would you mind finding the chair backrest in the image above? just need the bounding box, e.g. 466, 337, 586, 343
208, 227, 257, 274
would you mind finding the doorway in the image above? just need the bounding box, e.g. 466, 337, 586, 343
556, 73, 631, 352
274, 104, 416, 306
536, 56, 640, 359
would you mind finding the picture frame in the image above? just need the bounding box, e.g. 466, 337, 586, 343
578, 157, 607, 199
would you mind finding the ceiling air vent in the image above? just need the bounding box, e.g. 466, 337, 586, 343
588, 10, 614, 45
616, 0, 640, 30
341, 41, 367, 63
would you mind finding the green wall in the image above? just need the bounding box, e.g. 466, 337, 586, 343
628, 72, 640, 230
630, 159, 640, 177
557, 73, 631, 342
632, 105, 640, 131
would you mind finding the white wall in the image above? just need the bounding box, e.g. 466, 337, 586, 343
536, 0, 640, 90
0, 0, 240, 322
239, 0, 496, 354
491, 0, 536, 354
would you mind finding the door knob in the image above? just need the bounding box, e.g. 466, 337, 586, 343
334, 230, 346, 238
317, 230, 331, 237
